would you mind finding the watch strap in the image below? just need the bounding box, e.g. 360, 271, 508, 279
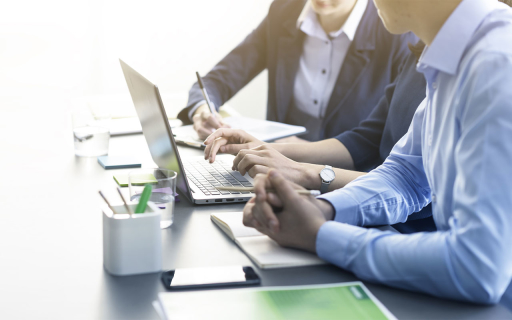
320, 180, 329, 194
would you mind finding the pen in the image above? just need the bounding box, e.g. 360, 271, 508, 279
116, 187, 133, 215
98, 191, 117, 214
215, 186, 321, 196
196, 72, 216, 114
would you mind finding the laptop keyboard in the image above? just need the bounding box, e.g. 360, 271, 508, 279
183, 159, 253, 196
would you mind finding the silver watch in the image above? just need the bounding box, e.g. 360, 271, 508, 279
319, 165, 335, 194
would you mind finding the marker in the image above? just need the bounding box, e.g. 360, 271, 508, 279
135, 184, 153, 214
196, 72, 216, 114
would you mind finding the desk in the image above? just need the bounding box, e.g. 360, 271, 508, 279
1, 101, 511, 319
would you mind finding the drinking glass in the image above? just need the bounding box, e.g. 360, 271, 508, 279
72, 108, 111, 157
129, 168, 177, 229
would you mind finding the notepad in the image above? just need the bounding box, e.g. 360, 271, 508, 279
211, 212, 326, 269
155, 282, 396, 320
98, 156, 141, 169
113, 173, 157, 187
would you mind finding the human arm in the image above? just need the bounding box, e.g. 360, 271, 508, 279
203, 129, 361, 190
232, 144, 363, 191
203, 128, 356, 168
317, 56, 512, 303
177, 9, 270, 125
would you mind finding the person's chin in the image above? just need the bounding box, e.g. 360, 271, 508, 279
314, 7, 333, 16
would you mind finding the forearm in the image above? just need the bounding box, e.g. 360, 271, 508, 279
316, 221, 512, 304
271, 139, 356, 170
298, 163, 366, 191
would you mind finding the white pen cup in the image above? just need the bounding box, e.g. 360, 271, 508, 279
102, 202, 162, 276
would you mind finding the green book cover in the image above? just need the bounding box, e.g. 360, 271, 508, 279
157, 282, 396, 320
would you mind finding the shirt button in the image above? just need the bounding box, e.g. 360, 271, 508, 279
313, 99, 318, 105
432, 194, 436, 203
432, 82, 438, 90
428, 137, 432, 146
325, 41, 329, 45
322, 69, 326, 74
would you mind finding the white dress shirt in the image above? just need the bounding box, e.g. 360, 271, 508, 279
293, 0, 367, 119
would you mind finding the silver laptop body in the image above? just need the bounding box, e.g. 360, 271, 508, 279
120, 59, 254, 204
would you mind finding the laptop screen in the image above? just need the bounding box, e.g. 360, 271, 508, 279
120, 59, 191, 199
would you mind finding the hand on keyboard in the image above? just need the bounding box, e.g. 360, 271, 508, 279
203, 128, 265, 163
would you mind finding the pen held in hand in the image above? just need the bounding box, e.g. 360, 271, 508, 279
215, 186, 320, 196
196, 71, 216, 115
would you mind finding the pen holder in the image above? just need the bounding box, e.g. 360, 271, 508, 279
103, 202, 162, 276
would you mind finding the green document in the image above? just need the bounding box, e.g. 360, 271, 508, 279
157, 282, 396, 320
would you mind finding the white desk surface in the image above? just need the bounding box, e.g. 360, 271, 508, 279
1, 98, 511, 319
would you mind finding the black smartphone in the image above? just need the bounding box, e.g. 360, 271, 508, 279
161, 266, 260, 290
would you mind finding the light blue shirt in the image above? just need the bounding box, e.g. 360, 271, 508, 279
317, 0, 512, 304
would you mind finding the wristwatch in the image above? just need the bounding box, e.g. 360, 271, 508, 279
319, 165, 335, 194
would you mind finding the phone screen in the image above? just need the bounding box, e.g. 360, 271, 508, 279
161, 266, 260, 289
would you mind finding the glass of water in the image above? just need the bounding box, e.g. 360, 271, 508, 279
129, 168, 177, 229
72, 108, 111, 157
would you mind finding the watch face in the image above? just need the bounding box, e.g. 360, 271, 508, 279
320, 168, 335, 182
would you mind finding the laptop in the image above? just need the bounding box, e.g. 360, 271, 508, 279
119, 59, 254, 204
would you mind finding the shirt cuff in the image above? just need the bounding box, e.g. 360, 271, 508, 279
187, 100, 207, 121
318, 190, 361, 225
316, 221, 368, 269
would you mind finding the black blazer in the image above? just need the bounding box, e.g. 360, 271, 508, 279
178, 0, 416, 141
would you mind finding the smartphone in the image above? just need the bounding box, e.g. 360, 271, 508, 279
161, 265, 260, 290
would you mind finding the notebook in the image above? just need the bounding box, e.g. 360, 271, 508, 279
154, 282, 397, 320
211, 212, 326, 269
113, 173, 157, 187
172, 116, 307, 148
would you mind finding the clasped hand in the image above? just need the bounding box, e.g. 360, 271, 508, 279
242, 169, 334, 253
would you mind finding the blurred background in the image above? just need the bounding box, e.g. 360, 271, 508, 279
0, 3, 272, 317
0, 0, 273, 120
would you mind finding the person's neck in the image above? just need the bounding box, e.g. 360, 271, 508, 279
411, 0, 462, 46
318, 0, 357, 34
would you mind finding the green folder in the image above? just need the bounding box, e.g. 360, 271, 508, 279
157, 282, 396, 320
113, 173, 158, 187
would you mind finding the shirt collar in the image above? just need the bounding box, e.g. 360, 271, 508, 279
418, 0, 499, 75
296, 0, 368, 41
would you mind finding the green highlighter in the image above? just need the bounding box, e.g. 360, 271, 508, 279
135, 184, 153, 214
